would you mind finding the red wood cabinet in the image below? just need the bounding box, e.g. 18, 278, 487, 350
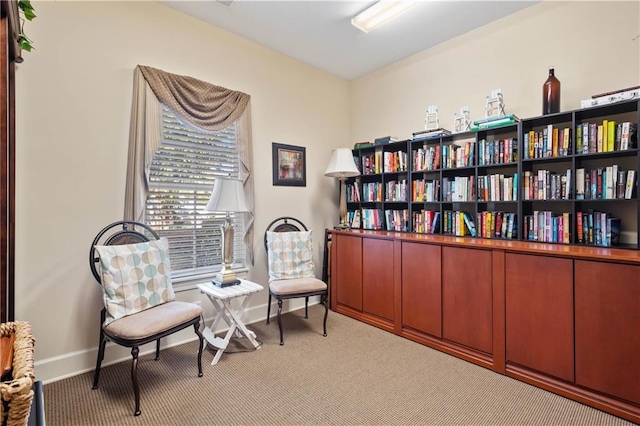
575, 260, 640, 405
505, 253, 574, 382
328, 230, 640, 424
442, 247, 493, 354
401, 242, 441, 337
334, 234, 362, 312
362, 238, 394, 321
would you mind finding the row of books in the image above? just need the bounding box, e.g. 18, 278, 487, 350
442, 141, 474, 169
411, 179, 440, 202
575, 167, 635, 200
442, 176, 474, 202
385, 209, 410, 232
576, 211, 621, 247
524, 211, 571, 244
361, 182, 383, 202
478, 138, 517, 166
413, 210, 440, 234
442, 211, 476, 237
384, 179, 408, 202
382, 150, 408, 173
477, 173, 518, 202
351, 208, 621, 247
412, 145, 440, 171
523, 126, 572, 160
476, 211, 517, 239
575, 121, 637, 154
361, 152, 383, 175
350, 168, 637, 203
522, 169, 571, 201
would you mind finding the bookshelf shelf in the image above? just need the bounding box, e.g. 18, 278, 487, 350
349, 99, 639, 249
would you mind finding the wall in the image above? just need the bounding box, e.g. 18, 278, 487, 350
15, 0, 640, 383
15, 1, 349, 382
350, 1, 640, 142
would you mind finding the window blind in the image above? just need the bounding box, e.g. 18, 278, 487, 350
145, 106, 245, 278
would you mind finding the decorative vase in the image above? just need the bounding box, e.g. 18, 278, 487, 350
542, 67, 561, 115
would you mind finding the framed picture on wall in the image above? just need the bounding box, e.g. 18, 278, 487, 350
272, 142, 306, 187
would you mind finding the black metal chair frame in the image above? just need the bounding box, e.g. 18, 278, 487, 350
264, 217, 328, 345
89, 220, 204, 416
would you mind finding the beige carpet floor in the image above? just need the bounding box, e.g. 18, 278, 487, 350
43, 306, 636, 426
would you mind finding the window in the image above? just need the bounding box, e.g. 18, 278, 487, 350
145, 106, 246, 279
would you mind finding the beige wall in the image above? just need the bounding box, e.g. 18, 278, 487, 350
15, 1, 348, 382
350, 1, 640, 142
14, 0, 640, 383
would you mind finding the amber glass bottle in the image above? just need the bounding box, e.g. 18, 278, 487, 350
542, 67, 561, 115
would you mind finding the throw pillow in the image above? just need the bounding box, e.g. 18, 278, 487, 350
95, 238, 175, 324
266, 231, 315, 282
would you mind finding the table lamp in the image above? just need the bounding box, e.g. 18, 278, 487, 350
324, 147, 361, 228
204, 177, 249, 287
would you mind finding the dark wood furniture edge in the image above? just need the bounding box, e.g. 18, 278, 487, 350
507, 364, 640, 424
329, 229, 640, 264
334, 304, 394, 334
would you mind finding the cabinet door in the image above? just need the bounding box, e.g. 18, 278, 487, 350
506, 253, 573, 382
575, 261, 640, 405
362, 238, 394, 321
401, 242, 441, 337
335, 234, 362, 311
442, 247, 492, 354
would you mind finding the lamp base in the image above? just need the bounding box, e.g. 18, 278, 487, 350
212, 269, 240, 287
212, 279, 241, 288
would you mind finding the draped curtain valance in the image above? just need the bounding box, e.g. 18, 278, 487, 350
124, 65, 255, 265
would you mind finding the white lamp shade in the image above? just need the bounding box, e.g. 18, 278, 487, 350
324, 148, 360, 178
204, 178, 250, 213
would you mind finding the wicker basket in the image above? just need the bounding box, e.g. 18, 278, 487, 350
0, 322, 35, 426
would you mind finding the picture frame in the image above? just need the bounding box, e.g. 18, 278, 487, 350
272, 142, 306, 187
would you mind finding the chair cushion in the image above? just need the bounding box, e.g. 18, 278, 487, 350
266, 230, 315, 282
103, 301, 203, 340
269, 277, 327, 296
95, 238, 176, 325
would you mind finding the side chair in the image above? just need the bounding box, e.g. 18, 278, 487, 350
89, 220, 205, 416
264, 216, 328, 345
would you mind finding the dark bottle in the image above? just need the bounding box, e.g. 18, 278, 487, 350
542, 67, 561, 115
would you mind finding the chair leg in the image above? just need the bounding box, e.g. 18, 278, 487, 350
305, 296, 309, 319
277, 299, 284, 346
194, 322, 204, 378
92, 329, 107, 390
266, 293, 272, 324
322, 293, 328, 337
155, 339, 161, 360
131, 346, 141, 416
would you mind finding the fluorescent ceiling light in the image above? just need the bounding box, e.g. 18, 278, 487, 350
351, 1, 420, 33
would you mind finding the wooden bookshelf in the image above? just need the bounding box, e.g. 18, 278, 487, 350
348, 99, 640, 249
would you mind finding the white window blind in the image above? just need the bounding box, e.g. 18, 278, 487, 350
145, 106, 246, 278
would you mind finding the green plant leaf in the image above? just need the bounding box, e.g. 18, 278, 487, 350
18, 37, 33, 52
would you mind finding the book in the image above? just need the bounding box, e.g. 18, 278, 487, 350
625, 170, 636, 199
472, 114, 520, 126
374, 136, 400, 145
576, 168, 585, 199
462, 212, 476, 237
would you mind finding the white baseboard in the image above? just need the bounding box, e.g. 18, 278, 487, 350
36, 299, 316, 384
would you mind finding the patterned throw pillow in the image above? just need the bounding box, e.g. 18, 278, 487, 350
95, 238, 176, 324
266, 231, 315, 282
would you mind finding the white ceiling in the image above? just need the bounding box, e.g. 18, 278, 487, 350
161, 1, 537, 81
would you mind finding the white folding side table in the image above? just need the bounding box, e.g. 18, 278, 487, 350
197, 279, 264, 365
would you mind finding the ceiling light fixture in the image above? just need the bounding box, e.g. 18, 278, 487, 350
351, 1, 420, 33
